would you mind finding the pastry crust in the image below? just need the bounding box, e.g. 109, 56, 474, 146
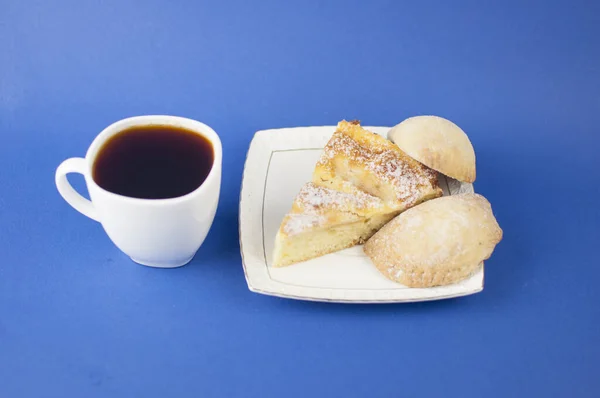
314, 120, 442, 210
364, 193, 502, 287
387, 115, 476, 183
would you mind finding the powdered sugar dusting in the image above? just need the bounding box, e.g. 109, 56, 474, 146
296, 182, 382, 212
283, 213, 326, 236
282, 182, 383, 236
319, 122, 439, 207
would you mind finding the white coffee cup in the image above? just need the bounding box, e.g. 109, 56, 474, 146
55, 115, 222, 268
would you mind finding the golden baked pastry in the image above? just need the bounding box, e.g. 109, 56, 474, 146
364, 193, 502, 287
272, 182, 398, 267
272, 120, 443, 267
387, 115, 476, 183
313, 120, 442, 211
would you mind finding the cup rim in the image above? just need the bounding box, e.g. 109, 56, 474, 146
84, 115, 222, 205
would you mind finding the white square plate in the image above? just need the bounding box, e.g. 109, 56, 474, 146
238, 126, 482, 303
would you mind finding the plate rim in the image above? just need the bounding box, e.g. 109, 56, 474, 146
238, 125, 483, 303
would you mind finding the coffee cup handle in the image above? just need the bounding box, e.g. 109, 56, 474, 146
55, 158, 100, 222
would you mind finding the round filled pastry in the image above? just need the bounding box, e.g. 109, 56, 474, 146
387, 115, 476, 183
363, 193, 502, 288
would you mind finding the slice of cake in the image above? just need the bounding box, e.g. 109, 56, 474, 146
272, 182, 398, 267
272, 120, 443, 268
313, 120, 442, 211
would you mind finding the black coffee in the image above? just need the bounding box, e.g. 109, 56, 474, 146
93, 125, 214, 199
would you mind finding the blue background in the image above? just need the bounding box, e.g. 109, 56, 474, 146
1, 0, 598, 397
